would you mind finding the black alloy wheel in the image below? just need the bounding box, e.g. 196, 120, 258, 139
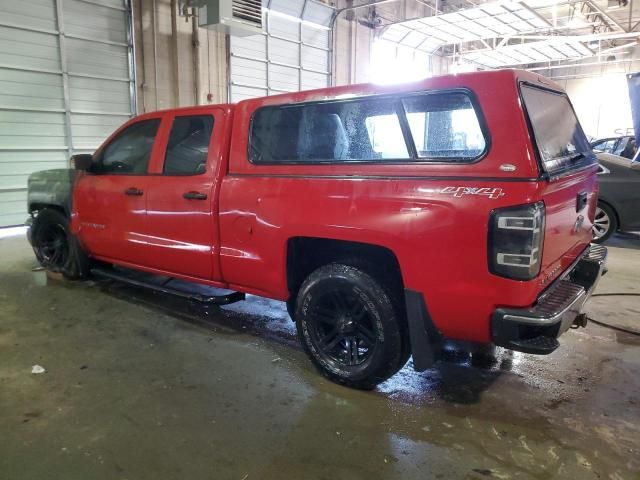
295, 263, 409, 389
36, 222, 69, 270
31, 208, 91, 279
305, 288, 378, 368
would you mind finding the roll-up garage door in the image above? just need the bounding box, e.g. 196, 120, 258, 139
0, 0, 135, 227
229, 0, 333, 102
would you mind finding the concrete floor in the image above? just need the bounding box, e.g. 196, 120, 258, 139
1, 234, 639, 480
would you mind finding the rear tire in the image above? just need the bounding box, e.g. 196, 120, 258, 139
592, 202, 617, 244
295, 263, 409, 390
31, 208, 91, 280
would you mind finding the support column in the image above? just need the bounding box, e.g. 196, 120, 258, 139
54, 0, 74, 157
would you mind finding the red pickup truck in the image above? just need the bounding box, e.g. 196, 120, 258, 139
27, 69, 607, 389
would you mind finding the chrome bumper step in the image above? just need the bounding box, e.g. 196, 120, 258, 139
492, 244, 608, 355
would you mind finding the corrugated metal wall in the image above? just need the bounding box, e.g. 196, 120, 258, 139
229, 0, 333, 101
0, 0, 135, 227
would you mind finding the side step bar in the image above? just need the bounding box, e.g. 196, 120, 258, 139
91, 267, 245, 305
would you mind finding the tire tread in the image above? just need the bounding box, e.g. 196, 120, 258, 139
295, 263, 409, 390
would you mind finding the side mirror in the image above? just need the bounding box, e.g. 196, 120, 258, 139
71, 154, 93, 171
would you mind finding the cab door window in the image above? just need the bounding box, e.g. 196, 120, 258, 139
95, 119, 160, 174
164, 115, 214, 175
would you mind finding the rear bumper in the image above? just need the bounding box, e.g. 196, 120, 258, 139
492, 244, 608, 354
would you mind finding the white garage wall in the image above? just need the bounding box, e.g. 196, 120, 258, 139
0, 0, 135, 227
525, 48, 640, 140
133, 0, 334, 110
560, 73, 634, 140
229, 0, 333, 102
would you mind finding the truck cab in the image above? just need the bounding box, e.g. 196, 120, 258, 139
27, 69, 607, 389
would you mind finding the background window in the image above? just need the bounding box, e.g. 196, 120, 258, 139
249, 97, 409, 163
97, 119, 160, 174
164, 115, 214, 175
403, 93, 486, 160
591, 139, 616, 153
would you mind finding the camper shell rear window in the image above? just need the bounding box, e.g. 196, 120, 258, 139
248, 90, 489, 164
520, 83, 596, 176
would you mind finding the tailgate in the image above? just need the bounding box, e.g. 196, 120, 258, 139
539, 169, 597, 277
519, 82, 598, 279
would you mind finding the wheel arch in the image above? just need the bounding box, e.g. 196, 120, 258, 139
29, 202, 69, 218
286, 237, 441, 374
286, 237, 405, 299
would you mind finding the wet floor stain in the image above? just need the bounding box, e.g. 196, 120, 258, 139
1, 235, 639, 479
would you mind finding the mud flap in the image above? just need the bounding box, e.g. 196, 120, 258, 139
404, 289, 441, 372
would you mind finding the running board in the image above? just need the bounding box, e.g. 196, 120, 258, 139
90, 267, 245, 305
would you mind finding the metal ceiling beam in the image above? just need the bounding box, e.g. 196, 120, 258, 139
456, 30, 640, 55
461, 35, 637, 68
527, 57, 633, 72
494, 31, 640, 42
597, 40, 638, 55
329, 0, 441, 33
583, 0, 626, 32
380, 1, 557, 55
379, 0, 637, 57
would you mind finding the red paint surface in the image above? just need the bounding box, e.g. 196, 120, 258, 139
71, 69, 597, 343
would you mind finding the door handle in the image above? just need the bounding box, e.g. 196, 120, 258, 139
183, 191, 207, 200
124, 187, 143, 196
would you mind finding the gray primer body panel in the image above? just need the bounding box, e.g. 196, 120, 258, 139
27, 169, 75, 217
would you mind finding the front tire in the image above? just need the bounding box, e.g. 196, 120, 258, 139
592, 202, 617, 244
31, 208, 91, 279
295, 263, 409, 390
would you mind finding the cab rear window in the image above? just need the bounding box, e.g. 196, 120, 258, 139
248, 91, 487, 164
520, 84, 595, 176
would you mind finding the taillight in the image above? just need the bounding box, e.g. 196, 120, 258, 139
488, 202, 545, 280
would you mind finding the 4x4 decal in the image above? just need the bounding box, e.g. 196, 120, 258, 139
439, 186, 505, 199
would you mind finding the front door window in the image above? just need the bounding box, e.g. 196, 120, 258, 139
94, 119, 161, 174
